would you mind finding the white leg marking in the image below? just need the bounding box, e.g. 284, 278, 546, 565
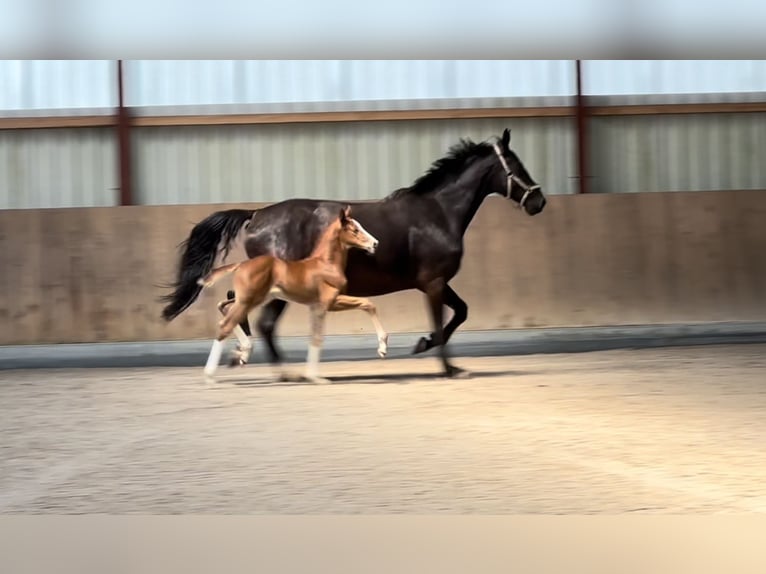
305, 308, 330, 384
230, 325, 253, 365
204, 339, 224, 383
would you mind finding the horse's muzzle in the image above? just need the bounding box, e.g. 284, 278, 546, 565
524, 194, 546, 216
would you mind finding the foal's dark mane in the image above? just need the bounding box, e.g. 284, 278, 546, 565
384, 138, 495, 201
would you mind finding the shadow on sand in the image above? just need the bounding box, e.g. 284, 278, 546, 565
216, 368, 530, 389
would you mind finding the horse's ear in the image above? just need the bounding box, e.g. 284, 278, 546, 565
339, 205, 352, 223
502, 128, 511, 148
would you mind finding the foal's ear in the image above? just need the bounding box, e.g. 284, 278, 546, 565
501, 128, 511, 148
341, 205, 352, 220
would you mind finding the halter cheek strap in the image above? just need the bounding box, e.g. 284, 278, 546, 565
492, 142, 541, 209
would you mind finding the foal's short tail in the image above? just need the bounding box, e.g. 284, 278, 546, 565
197, 263, 241, 289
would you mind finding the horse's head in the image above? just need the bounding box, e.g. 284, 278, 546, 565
491, 128, 546, 216
338, 206, 379, 254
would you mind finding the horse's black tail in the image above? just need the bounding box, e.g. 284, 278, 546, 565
160, 208, 256, 322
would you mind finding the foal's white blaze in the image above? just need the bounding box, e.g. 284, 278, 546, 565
351, 217, 379, 253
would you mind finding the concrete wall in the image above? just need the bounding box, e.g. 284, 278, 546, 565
1, 190, 765, 346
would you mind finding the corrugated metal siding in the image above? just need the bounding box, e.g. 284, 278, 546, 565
589, 113, 766, 193
134, 117, 576, 205
0, 60, 116, 112
0, 128, 118, 208
124, 60, 576, 107
583, 60, 766, 98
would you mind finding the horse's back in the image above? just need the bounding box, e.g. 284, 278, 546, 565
244, 198, 345, 260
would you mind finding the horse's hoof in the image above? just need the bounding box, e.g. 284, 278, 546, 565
412, 336, 432, 355
377, 347, 388, 358
270, 368, 297, 383
444, 365, 471, 379
227, 357, 247, 368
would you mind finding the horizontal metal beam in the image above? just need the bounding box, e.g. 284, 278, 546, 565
4, 101, 766, 130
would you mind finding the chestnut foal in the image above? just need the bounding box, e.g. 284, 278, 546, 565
197, 206, 388, 384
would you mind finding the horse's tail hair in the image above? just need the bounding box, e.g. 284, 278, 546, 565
197, 263, 240, 289
159, 208, 256, 322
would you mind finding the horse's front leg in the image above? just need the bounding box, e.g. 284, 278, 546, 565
420, 279, 470, 379
329, 295, 389, 358
413, 284, 468, 356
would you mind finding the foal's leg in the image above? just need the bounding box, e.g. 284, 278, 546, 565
413, 284, 468, 355
229, 290, 252, 336
217, 295, 253, 367
305, 305, 331, 385
204, 300, 252, 383
329, 295, 389, 358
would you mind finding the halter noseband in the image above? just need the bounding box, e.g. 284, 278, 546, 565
492, 141, 540, 209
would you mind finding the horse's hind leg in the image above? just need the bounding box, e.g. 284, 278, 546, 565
413, 284, 468, 356
330, 295, 389, 358
256, 299, 289, 366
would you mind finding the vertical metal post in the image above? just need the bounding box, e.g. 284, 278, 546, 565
575, 59, 589, 194
116, 59, 133, 205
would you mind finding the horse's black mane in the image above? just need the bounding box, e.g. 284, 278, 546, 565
384, 138, 494, 201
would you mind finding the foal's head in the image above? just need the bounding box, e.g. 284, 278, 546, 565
336, 206, 378, 254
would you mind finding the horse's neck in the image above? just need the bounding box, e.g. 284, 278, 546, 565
433, 157, 494, 234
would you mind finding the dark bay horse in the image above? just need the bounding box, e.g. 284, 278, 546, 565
160, 128, 547, 378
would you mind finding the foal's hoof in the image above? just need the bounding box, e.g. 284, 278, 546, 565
306, 376, 332, 385
377, 335, 389, 358
228, 356, 247, 368
412, 336, 433, 355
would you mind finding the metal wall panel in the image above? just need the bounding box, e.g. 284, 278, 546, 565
583, 60, 766, 99
0, 128, 118, 208
0, 60, 116, 112
124, 60, 576, 108
134, 117, 577, 205
589, 113, 766, 193
4, 60, 765, 113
